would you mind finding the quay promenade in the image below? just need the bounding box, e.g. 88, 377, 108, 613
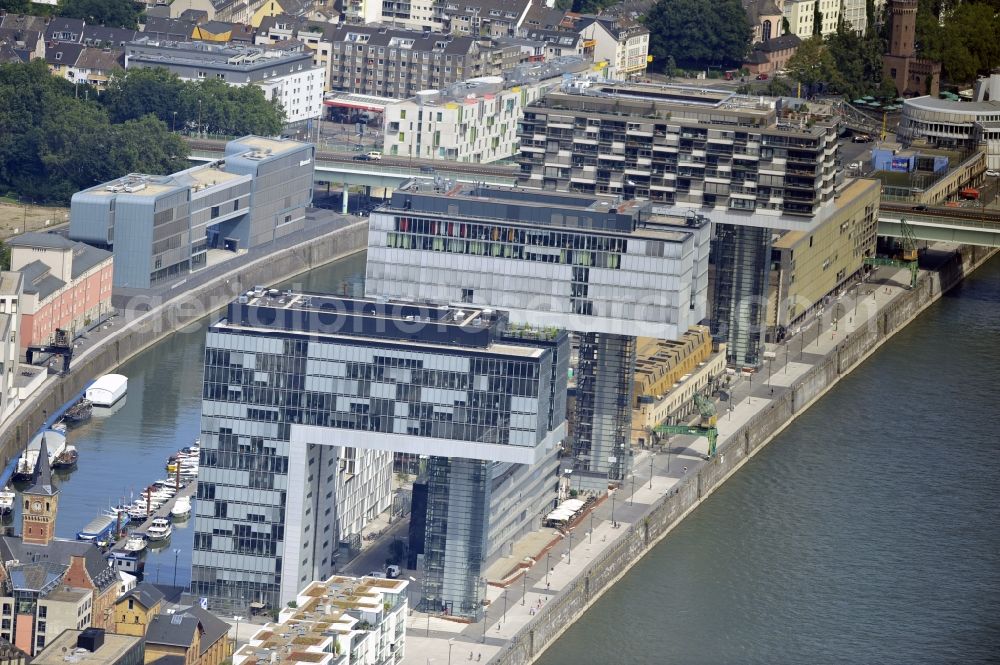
402, 242, 998, 665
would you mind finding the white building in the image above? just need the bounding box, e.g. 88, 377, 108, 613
125, 38, 325, 124
382, 58, 590, 163
234, 575, 409, 665
574, 15, 649, 79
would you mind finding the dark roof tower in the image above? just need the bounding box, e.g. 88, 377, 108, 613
25, 435, 58, 497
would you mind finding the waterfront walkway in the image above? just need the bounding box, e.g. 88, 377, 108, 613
402, 251, 955, 665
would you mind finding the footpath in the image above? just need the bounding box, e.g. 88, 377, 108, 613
0, 212, 367, 466
402, 242, 998, 665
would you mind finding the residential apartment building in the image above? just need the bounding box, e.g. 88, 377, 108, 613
233, 575, 408, 665
124, 38, 324, 123
70, 136, 314, 289
381, 59, 591, 162
516, 80, 842, 368
574, 15, 649, 79
6, 233, 113, 351
780, 0, 872, 37
46, 42, 126, 88
256, 15, 338, 90
768, 178, 880, 336
440, 0, 533, 37
323, 24, 502, 99
365, 183, 709, 488
193, 294, 567, 616
143, 606, 231, 665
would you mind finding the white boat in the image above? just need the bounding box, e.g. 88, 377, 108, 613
0, 486, 14, 515
170, 496, 191, 519
146, 518, 172, 541
123, 535, 147, 553
85, 374, 128, 407
14, 431, 69, 480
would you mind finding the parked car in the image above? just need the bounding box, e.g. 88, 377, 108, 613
353, 154, 373, 161
985, 169, 999, 177
852, 134, 873, 143
849, 161, 862, 170
914, 205, 928, 211
366, 151, 383, 161
385, 564, 401, 579
755, 73, 769, 80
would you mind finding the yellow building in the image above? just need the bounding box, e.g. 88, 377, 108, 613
632, 326, 714, 404
250, 0, 311, 28
143, 607, 231, 665
114, 584, 164, 638
767, 178, 880, 336
630, 327, 727, 446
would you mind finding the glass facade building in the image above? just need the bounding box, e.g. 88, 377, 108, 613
193, 294, 568, 616
365, 183, 708, 486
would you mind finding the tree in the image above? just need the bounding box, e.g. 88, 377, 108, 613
57, 0, 141, 29
0, 61, 189, 204
826, 25, 886, 99
103, 67, 186, 125
786, 36, 841, 91
813, 1, 823, 35
644, 0, 751, 70
664, 55, 677, 80
916, 1, 1000, 84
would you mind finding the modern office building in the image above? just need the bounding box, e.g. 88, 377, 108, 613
124, 38, 325, 123
192, 294, 567, 617
365, 182, 709, 487
767, 178, 880, 336
517, 80, 841, 367
70, 136, 314, 289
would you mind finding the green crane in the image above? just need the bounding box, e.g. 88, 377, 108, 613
863, 218, 919, 288
651, 423, 719, 457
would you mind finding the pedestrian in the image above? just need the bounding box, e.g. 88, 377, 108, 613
683, 466, 688, 474
770, 387, 774, 396
546, 582, 550, 590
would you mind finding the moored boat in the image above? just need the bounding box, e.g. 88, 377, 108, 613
63, 399, 92, 425
0, 486, 14, 515
170, 496, 191, 519
123, 534, 147, 553
146, 517, 172, 541
52, 444, 79, 468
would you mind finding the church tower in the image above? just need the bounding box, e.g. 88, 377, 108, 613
21, 435, 59, 546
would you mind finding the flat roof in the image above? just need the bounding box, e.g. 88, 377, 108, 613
231, 136, 306, 157
904, 95, 1000, 114
188, 166, 245, 188
220, 293, 547, 358
33, 631, 141, 665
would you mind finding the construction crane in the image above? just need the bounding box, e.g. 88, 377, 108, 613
864, 218, 919, 288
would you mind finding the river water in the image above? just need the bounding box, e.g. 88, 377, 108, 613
8, 252, 367, 587
537, 255, 1000, 664
13, 248, 998, 663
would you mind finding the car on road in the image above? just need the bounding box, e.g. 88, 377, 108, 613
385, 564, 401, 579
914, 205, 928, 211
366, 151, 382, 160
849, 161, 862, 170
986, 169, 999, 177
852, 134, 873, 143
755, 73, 768, 80
353, 154, 373, 161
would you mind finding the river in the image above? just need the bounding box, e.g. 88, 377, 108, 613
10, 249, 998, 662
536, 255, 1000, 664
7, 252, 367, 587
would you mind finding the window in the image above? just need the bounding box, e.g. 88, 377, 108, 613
38, 607, 47, 618
461, 288, 474, 303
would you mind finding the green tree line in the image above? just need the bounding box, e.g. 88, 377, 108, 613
915, 0, 1000, 84
0, 0, 142, 29
0, 62, 286, 204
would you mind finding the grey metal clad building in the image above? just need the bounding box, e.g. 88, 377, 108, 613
69, 136, 313, 289
365, 182, 709, 487
193, 293, 568, 617
517, 80, 842, 367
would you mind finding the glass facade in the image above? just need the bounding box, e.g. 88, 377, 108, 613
711, 224, 772, 368
574, 332, 637, 485
193, 296, 568, 616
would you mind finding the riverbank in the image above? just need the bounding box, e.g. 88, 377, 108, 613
400, 243, 996, 665
0, 217, 368, 467
491, 244, 997, 665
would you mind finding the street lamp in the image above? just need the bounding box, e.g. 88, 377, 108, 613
172, 110, 177, 133
521, 570, 528, 606
566, 530, 573, 565
545, 552, 551, 585
649, 452, 655, 489
589, 511, 594, 544
501, 590, 508, 624
610, 490, 616, 526
233, 615, 244, 652
629, 473, 635, 506
448, 638, 455, 665
172, 548, 181, 586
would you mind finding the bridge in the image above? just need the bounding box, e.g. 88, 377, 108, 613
879, 203, 1000, 248
187, 139, 519, 190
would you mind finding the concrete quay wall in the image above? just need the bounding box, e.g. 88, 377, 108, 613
492, 243, 997, 665
0, 221, 368, 468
